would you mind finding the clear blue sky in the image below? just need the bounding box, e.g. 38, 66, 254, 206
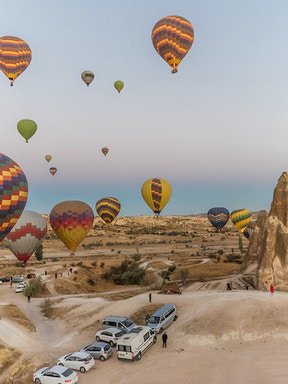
0, 0, 287, 215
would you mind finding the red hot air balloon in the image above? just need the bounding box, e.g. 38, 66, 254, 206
5, 211, 47, 263
0, 153, 28, 241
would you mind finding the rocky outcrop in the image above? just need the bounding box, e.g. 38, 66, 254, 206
243, 172, 288, 291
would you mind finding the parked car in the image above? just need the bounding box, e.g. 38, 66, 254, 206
95, 327, 125, 346
17, 282, 26, 288
0, 277, 11, 283
33, 365, 78, 384
80, 341, 112, 361
146, 304, 177, 333
102, 316, 137, 333
57, 351, 95, 373
117, 326, 156, 361
15, 286, 24, 293
12, 276, 24, 283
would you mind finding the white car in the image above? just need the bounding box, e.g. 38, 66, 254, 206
57, 351, 95, 373
17, 282, 26, 288
95, 327, 125, 346
33, 365, 78, 384
15, 286, 24, 293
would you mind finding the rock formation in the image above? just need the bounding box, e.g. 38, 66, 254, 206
243, 172, 288, 291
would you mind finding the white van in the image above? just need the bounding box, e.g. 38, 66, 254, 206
116, 326, 156, 361
146, 304, 177, 333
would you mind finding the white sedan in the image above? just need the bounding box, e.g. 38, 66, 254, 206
57, 351, 95, 373
15, 286, 24, 293
33, 365, 78, 384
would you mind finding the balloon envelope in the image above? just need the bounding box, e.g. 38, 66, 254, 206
114, 80, 124, 93
49, 167, 57, 176
45, 155, 52, 163
141, 178, 172, 215
0, 153, 28, 241
5, 211, 47, 263
0, 36, 32, 85
207, 207, 230, 230
81, 71, 94, 86
151, 15, 194, 73
50, 201, 94, 253
230, 209, 252, 233
101, 147, 109, 156
96, 197, 121, 224
17, 119, 37, 143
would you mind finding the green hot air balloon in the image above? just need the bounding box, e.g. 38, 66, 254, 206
114, 80, 124, 93
17, 119, 37, 143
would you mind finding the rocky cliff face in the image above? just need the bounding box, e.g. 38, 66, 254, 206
243, 172, 288, 291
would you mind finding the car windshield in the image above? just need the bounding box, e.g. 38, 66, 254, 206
123, 319, 133, 327
149, 316, 160, 324
104, 344, 110, 351
115, 331, 124, 337
62, 369, 74, 377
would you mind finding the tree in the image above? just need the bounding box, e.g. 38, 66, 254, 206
34, 244, 43, 261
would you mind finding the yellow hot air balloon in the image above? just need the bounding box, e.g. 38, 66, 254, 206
141, 178, 172, 215
230, 209, 252, 233
49, 201, 94, 254
151, 16, 194, 74
0, 36, 32, 86
96, 197, 121, 224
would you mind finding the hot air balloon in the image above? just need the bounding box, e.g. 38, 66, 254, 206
230, 209, 252, 233
49, 167, 57, 176
45, 155, 52, 163
207, 207, 230, 231
141, 178, 172, 215
4, 211, 47, 263
114, 80, 124, 93
17, 119, 37, 143
81, 71, 94, 86
96, 197, 121, 224
101, 147, 109, 156
0, 36, 32, 86
151, 15, 194, 74
50, 201, 94, 254
0, 153, 28, 241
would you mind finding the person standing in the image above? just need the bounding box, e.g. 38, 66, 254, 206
149, 292, 152, 303
162, 331, 168, 348
27, 295, 31, 303
270, 283, 275, 295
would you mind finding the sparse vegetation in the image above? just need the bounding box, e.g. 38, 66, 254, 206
102, 259, 146, 285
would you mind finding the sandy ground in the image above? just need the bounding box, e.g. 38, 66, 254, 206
1, 282, 288, 383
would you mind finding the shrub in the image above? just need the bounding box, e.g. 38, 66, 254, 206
23, 277, 43, 297
131, 254, 141, 262
40, 299, 53, 318
102, 259, 145, 285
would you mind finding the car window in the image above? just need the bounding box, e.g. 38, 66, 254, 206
115, 331, 124, 337
62, 369, 74, 377
118, 345, 132, 352
149, 316, 160, 324
122, 319, 133, 327
104, 344, 110, 351
102, 331, 110, 336
106, 332, 112, 336
95, 347, 101, 352
144, 332, 150, 341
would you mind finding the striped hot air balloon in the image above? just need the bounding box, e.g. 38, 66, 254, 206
0, 153, 28, 241
96, 197, 121, 224
207, 207, 230, 230
5, 211, 47, 263
151, 15, 194, 74
141, 178, 172, 215
230, 209, 252, 233
50, 201, 94, 254
0, 36, 32, 86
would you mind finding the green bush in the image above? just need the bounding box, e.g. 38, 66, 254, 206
102, 259, 145, 285
23, 277, 44, 297
40, 299, 53, 318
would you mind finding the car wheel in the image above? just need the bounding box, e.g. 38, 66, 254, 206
34, 379, 41, 384
96, 335, 100, 341
159, 327, 164, 333
109, 340, 114, 347
136, 352, 142, 361
80, 366, 86, 373
100, 355, 105, 362
174, 315, 178, 321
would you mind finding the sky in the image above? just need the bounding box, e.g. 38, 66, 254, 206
0, 0, 288, 216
